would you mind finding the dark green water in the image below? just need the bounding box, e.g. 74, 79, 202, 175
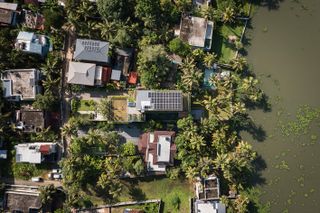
244, 0, 320, 212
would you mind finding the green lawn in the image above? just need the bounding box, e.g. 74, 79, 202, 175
212, 23, 244, 63
121, 177, 193, 213
79, 100, 96, 111
87, 177, 193, 213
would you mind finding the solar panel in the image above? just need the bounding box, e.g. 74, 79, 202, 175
148, 91, 183, 111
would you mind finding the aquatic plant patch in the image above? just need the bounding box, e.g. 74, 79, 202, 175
279, 105, 320, 136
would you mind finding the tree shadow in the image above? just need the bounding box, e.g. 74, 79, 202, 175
246, 93, 272, 112
245, 155, 267, 187
233, 114, 267, 142
129, 187, 147, 201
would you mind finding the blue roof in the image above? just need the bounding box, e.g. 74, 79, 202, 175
29, 43, 43, 55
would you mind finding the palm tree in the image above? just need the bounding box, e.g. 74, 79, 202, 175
231, 57, 247, 72
41, 54, 61, 76
234, 194, 250, 213
42, 75, 60, 92
222, 7, 235, 23
204, 52, 217, 68
61, 123, 77, 138
94, 21, 118, 41
86, 129, 103, 145
179, 57, 203, 93
76, 0, 94, 21
39, 184, 57, 205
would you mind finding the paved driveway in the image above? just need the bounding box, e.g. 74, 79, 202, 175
115, 124, 142, 145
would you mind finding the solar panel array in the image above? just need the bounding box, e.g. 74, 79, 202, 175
148, 91, 183, 111
82, 40, 100, 52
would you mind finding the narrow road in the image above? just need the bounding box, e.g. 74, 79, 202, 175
60, 26, 75, 157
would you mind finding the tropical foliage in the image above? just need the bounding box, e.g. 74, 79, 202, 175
60, 129, 144, 207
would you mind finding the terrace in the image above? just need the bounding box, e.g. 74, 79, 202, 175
196, 175, 220, 200
1, 69, 40, 101
176, 16, 214, 50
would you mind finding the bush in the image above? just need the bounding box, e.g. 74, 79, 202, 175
168, 38, 191, 57
143, 203, 159, 213
13, 163, 39, 180
71, 98, 80, 113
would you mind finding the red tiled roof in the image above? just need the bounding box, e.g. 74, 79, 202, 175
128, 72, 138, 84
138, 131, 176, 166
39, 145, 50, 155
102, 67, 112, 83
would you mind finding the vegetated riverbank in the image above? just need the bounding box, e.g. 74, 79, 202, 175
244, 0, 320, 212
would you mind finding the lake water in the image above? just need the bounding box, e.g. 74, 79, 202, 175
244, 0, 320, 212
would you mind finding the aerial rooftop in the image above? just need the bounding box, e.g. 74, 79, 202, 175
176, 16, 214, 50
15, 31, 52, 56
138, 131, 176, 172
1, 69, 40, 101
0, 2, 17, 25
15, 142, 57, 164
16, 109, 45, 133
23, 10, 45, 30
73, 38, 110, 64
67, 61, 110, 86
136, 90, 184, 112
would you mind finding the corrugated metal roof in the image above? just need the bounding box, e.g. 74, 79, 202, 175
73, 39, 110, 63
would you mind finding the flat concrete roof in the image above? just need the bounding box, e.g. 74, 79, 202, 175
1, 69, 39, 100
179, 16, 214, 49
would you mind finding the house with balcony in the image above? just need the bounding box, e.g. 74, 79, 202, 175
1, 69, 41, 101
175, 16, 214, 51
138, 131, 176, 173
15, 142, 58, 164
15, 31, 52, 57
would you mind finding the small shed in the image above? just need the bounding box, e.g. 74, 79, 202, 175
128, 72, 138, 84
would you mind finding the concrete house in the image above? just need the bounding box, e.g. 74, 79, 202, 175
15, 142, 57, 164
0, 2, 18, 26
15, 31, 52, 56
73, 39, 110, 64
15, 109, 45, 133
1, 69, 41, 101
175, 16, 214, 50
138, 131, 176, 172
193, 175, 226, 213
